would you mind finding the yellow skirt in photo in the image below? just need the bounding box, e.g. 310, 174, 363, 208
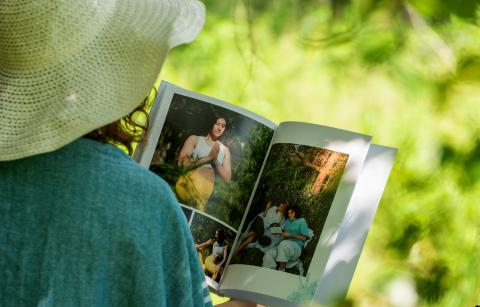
203, 255, 219, 281
175, 170, 214, 211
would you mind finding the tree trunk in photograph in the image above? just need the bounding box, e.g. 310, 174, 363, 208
305, 152, 338, 194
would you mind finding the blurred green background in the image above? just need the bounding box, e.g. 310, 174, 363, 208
159, 0, 480, 306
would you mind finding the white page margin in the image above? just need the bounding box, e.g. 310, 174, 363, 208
312, 144, 397, 305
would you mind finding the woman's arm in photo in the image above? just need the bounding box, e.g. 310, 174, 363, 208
178, 135, 217, 170
217, 245, 228, 269
178, 135, 198, 167
280, 232, 307, 241
195, 238, 214, 250
214, 145, 231, 182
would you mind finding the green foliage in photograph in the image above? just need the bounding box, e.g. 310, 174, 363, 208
208, 124, 273, 228
233, 143, 348, 274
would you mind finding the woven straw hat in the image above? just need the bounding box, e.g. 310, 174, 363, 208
0, 0, 204, 161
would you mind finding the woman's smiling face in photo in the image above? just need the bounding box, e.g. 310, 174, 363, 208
211, 118, 226, 139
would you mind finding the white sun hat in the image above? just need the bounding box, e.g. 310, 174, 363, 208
0, 0, 205, 161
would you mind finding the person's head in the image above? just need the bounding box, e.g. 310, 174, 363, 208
85, 95, 151, 156
0, 0, 205, 161
277, 201, 289, 215
214, 228, 226, 245
287, 205, 302, 220
208, 116, 227, 141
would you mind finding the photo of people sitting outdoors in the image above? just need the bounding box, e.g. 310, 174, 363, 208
190, 212, 236, 282
261, 204, 311, 273
231, 143, 349, 276
233, 200, 288, 257
196, 228, 229, 282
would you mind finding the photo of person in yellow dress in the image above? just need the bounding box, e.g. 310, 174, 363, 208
196, 228, 228, 282
148, 94, 274, 229
175, 115, 232, 211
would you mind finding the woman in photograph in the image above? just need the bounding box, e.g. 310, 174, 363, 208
196, 228, 229, 281
262, 205, 310, 272
175, 115, 232, 211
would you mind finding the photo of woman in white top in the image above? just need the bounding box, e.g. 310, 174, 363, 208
176, 115, 232, 211
195, 228, 228, 281
148, 96, 274, 229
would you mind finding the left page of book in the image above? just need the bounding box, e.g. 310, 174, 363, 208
133, 81, 277, 289
218, 122, 372, 305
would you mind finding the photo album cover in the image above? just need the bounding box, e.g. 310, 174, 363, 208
133, 82, 397, 306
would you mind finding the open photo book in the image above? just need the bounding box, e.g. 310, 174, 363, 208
133, 82, 397, 306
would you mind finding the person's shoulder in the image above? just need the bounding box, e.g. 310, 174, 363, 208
297, 218, 309, 227
105, 155, 185, 234
219, 141, 229, 152
117, 156, 176, 206
76, 139, 178, 213
184, 135, 200, 148
266, 205, 278, 215
187, 135, 200, 142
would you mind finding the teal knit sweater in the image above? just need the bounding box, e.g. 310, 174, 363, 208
0, 138, 211, 307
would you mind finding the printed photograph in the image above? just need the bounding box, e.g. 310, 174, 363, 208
180, 205, 194, 222
149, 93, 273, 229
231, 143, 349, 276
190, 212, 237, 283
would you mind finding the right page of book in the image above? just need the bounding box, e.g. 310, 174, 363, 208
219, 121, 372, 305
313, 144, 397, 305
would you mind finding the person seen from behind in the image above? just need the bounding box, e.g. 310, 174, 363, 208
0, 1, 256, 306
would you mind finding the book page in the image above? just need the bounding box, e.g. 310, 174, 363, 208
219, 122, 371, 305
133, 82, 276, 288
313, 144, 397, 305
